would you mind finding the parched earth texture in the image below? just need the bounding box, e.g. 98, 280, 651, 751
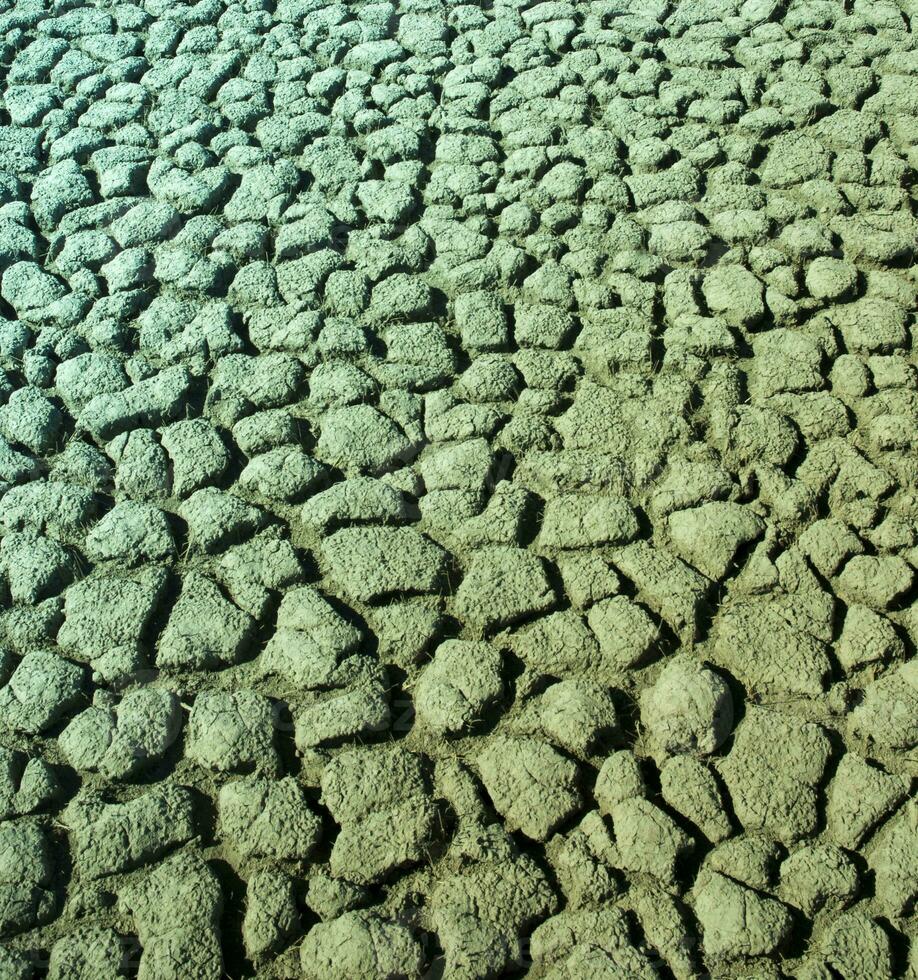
1, 0, 918, 977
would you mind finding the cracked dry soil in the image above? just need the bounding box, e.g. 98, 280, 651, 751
1, 0, 918, 977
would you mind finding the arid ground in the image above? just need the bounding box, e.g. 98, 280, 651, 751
0, 0, 917, 977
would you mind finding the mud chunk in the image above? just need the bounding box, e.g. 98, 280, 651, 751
206, 353, 303, 427
217, 528, 303, 620
667, 502, 764, 580
867, 799, 918, 916
356, 179, 416, 224
159, 418, 229, 497
648, 456, 734, 520
587, 596, 659, 672
515, 447, 630, 498
797, 518, 865, 578
714, 596, 832, 698
306, 871, 370, 922
515, 304, 575, 349
119, 849, 222, 980
218, 776, 321, 864
107, 429, 170, 501
724, 405, 799, 468
381, 320, 455, 387
301, 910, 424, 980
829, 298, 909, 355
837, 605, 904, 672
661, 756, 732, 843
322, 526, 447, 602
1, 596, 63, 656
0, 531, 75, 605
414, 640, 503, 736
705, 834, 782, 893
595, 750, 646, 813
48, 441, 111, 492
693, 869, 793, 959
323, 268, 370, 316
0, 127, 41, 177
455, 546, 555, 634
641, 655, 733, 757
454, 290, 509, 351
0, 433, 40, 486
309, 359, 376, 408
805, 256, 858, 301
186, 689, 278, 777
0, 651, 84, 734
179, 488, 266, 555
232, 409, 297, 457
260, 585, 362, 689
848, 661, 918, 750
317, 404, 411, 475
294, 680, 390, 750
80, 366, 192, 441
720, 707, 831, 842
238, 446, 328, 503
301, 477, 408, 533
369, 598, 442, 669
612, 797, 693, 883
750, 329, 824, 398
761, 132, 831, 188
612, 542, 708, 642
0, 946, 31, 979
513, 679, 619, 758
557, 553, 622, 609
85, 500, 176, 564
242, 869, 300, 963
31, 156, 95, 229
2, 481, 97, 544
109, 200, 179, 248
47, 926, 127, 980
0, 749, 59, 819
818, 911, 893, 980
702, 264, 765, 327
420, 437, 495, 493
477, 735, 582, 841
0, 820, 55, 937
625, 881, 697, 979
60, 688, 181, 780
456, 356, 521, 404
509, 610, 600, 678
65, 783, 196, 878
826, 754, 910, 849
1, 261, 66, 317
321, 747, 437, 884
548, 810, 621, 908
431, 823, 557, 979
58, 569, 166, 682
835, 554, 914, 610
224, 163, 294, 224
617, 132, 683, 189
0, 387, 63, 454
422, 398, 501, 453
779, 843, 859, 916
530, 907, 659, 978
537, 494, 639, 551
157, 572, 254, 670
368, 273, 433, 324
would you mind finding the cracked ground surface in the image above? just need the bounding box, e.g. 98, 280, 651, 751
0, 0, 918, 976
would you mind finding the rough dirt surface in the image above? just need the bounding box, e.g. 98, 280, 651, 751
0, 0, 917, 977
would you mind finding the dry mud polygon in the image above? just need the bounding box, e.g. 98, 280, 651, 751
0, 0, 917, 977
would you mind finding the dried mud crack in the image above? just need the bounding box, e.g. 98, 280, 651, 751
0, 0, 917, 977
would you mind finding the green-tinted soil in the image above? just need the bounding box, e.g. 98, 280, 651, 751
1, 0, 918, 977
